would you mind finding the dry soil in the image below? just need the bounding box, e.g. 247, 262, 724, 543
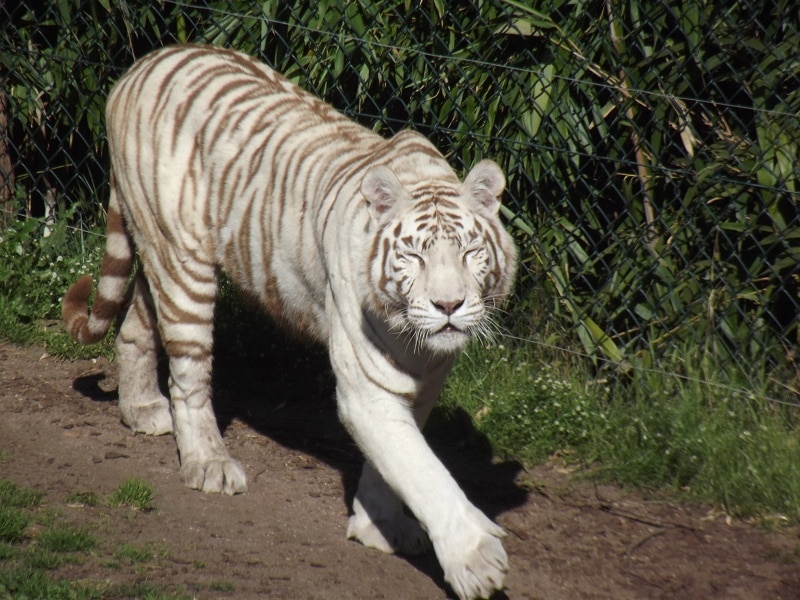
1, 341, 799, 599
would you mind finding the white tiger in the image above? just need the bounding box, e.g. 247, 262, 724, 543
62, 44, 517, 600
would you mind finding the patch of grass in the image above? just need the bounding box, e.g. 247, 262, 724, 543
0, 215, 113, 358
106, 583, 190, 600
0, 490, 100, 595
186, 580, 236, 595
105, 542, 169, 574
208, 580, 236, 592
16, 523, 97, 571
0, 566, 79, 599
0, 479, 43, 509
441, 340, 800, 521
114, 542, 154, 563
0, 481, 41, 544
0, 507, 30, 544
115, 543, 152, 563
439, 342, 600, 462
106, 478, 155, 511
589, 358, 800, 521
38, 524, 97, 554
24, 547, 67, 570
35, 507, 65, 530
0, 541, 18, 561
0, 479, 185, 600
67, 490, 100, 507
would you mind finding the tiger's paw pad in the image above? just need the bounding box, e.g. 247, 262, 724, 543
438, 514, 507, 600
120, 398, 173, 436
346, 508, 431, 556
443, 535, 507, 600
181, 458, 247, 495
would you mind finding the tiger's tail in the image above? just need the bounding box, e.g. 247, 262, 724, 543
62, 189, 134, 345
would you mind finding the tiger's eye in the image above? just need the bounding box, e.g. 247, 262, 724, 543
401, 252, 425, 266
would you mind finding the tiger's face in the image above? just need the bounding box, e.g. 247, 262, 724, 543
363, 160, 517, 354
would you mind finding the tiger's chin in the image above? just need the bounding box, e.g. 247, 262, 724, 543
425, 325, 472, 354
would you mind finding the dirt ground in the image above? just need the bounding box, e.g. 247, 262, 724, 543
1, 339, 800, 599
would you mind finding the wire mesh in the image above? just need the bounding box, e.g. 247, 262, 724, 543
1, 0, 798, 391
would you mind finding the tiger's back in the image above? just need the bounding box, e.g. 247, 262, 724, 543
106, 44, 460, 341
107, 44, 368, 340
63, 44, 517, 600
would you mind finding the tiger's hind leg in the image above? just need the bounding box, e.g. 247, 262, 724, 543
143, 254, 247, 495
116, 271, 173, 436
347, 461, 431, 555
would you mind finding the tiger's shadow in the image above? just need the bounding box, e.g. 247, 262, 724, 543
212, 319, 527, 506
73, 315, 527, 598
210, 319, 526, 598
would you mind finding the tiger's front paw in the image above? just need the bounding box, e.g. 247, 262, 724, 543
181, 457, 247, 495
346, 496, 431, 556
435, 507, 507, 600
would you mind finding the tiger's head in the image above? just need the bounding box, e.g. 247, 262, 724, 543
362, 160, 518, 354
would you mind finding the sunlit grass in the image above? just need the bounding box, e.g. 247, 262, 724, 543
0, 479, 183, 600
37, 525, 97, 554
0, 216, 113, 359
0, 507, 30, 544
440, 340, 800, 521
0, 480, 43, 509
106, 478, 155, 512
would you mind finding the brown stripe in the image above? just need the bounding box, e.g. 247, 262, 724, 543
162, 340, 212, 360
156, 293, 213, 327
91, 294, 123, 322
99, 255, 131, 278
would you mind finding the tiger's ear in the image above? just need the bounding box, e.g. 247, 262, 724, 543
362, 165, 407, 222
464, 160, 505, 216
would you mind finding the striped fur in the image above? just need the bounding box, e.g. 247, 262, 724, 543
63, 45, 516, 600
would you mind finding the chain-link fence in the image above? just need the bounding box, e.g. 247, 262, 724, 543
2, 0, 799, 393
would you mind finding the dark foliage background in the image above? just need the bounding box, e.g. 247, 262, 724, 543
1, 0, 799, 391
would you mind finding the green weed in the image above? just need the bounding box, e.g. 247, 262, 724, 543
0, 479, 43, 509
0, 478, 181, 600
0, 508, 30, 544
67, 490, 100, 507
114, 542, 154, 563
0, 215, 112, 358
106, 478, 155, 511
0, 566, 78, 599
440, 342, 600, 463
23, 547, 67, 570
38, 525, 96, 554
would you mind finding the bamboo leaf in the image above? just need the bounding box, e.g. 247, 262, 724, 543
582, 317, 625, 363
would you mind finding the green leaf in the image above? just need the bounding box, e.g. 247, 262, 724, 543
500, 204, 534, 237
582, 317, 625, 363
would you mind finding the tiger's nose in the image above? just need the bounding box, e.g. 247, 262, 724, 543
432, 299, 464, 315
